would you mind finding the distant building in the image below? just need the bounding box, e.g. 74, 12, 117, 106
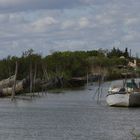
128, 60, 137, 69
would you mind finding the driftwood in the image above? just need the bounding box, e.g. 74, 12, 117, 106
0, 75, 15, 89
41, 76, 64, 89
0, 79, 27, 96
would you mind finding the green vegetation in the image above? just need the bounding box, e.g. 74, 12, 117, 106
0, 47, 137, 89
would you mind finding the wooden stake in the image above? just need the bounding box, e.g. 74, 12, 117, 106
42, 64, 49, 81
11, 61, 18, 100
87, 72, 89, 86
33, 63, 37, 94
42, 64, 48, 94
30, 62, 33, 96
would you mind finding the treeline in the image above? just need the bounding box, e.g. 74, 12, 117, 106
0, 47, 135, 88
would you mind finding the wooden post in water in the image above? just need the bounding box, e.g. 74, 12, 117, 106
97, 66, 102, 104
42, 64, 48, 95
87, 72, 89, 87
33, 63, 37, 96
11, 61, 18, 100
30, 62, 33, 97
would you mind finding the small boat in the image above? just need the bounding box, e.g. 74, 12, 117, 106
106, 91, 140, 107
106, 79, 140, 107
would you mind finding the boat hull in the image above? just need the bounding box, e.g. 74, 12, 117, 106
106, 93, 140, 107
129, 93, 140, 107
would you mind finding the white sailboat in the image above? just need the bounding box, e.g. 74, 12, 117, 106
106, 79, 140, 107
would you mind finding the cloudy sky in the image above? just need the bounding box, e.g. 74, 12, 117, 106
0, 0, 140, 58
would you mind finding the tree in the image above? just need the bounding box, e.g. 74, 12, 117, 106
124, 47, 129, 58
107, 47, 124, 58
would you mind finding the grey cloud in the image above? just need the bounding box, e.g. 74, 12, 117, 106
0, 0, 121, 12
0, 0, 85, 12
0, 0, 139, 13
0, 0, 140, 58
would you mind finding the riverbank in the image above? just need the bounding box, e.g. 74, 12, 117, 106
0, 48, 139, 94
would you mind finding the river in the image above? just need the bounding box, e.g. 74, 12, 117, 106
0, 80, 139, 140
